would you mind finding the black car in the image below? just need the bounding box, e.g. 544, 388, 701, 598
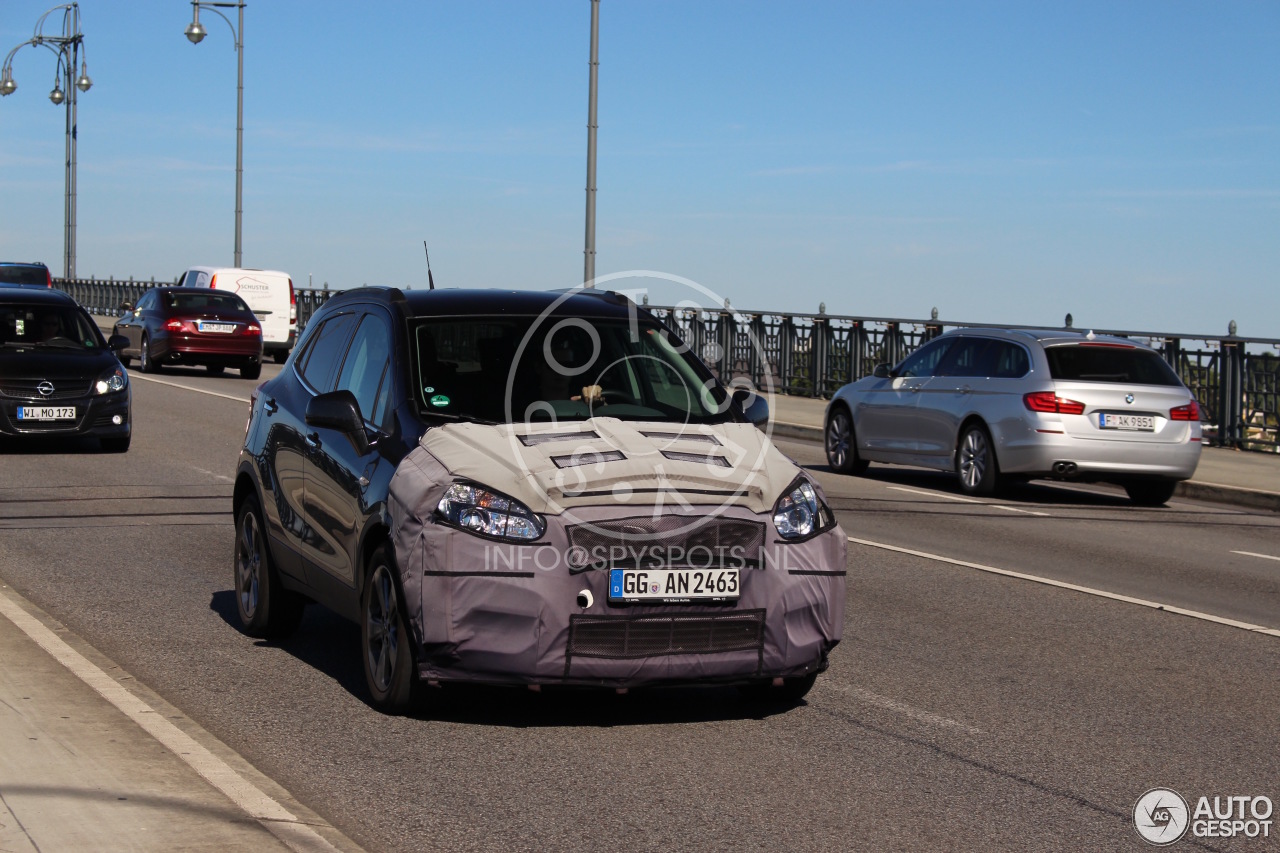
233, 287, 847, 713
0, 288, 132, 451
0, 261, 53, 290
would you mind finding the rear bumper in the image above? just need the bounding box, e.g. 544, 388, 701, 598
998, 429, 1202, 480
152, 332, 262, 365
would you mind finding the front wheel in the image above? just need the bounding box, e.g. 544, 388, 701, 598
241, 362, 261, 380
1124, 480, 1178, 507
272, 350, 289, 364
825, 406, 869, 475
234, 496, 304, 638
362, 545, 417, 714
957, 424, 1000, 496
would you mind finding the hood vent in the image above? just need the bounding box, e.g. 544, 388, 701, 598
640, 430, 721, 445
551, 449, 626, 469
660, 450, 731, 468
519, 429, 601, 446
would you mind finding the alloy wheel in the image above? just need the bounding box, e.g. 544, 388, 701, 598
235, 510, 262, 620
365, 564, 400, 693
826, 412, 850, 469
959, 429, 988, 490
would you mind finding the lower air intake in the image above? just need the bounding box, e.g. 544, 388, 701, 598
565, 609, 765, 675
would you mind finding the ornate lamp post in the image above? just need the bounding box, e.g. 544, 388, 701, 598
184, 1, 245, 267
2, 3, 92, 280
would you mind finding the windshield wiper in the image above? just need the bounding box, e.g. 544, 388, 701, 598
421, 409, 501, 426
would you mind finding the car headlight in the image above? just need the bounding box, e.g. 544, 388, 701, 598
95, 365, 127, 395
437, 482, 545, 542
773, 479, 822, 539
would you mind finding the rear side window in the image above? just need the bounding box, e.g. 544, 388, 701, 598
0, 265, 48, 286
937, 338, 992, 377
298, 313, 358, 392
989, 342, 1030, 378
1046, 345, 1181, 386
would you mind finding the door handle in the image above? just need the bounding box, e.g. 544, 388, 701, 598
305, 432, 319, 449
959, 385, 972, 395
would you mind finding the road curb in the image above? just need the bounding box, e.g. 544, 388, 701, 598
767, 419, 1280, 513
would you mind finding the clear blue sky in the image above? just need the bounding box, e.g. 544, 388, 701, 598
2, 1, 1277, 337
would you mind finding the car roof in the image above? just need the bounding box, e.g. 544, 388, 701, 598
0, 261, 49, 269
0, 287, 76, 306
940, 326, 1146, 348
325, 286, 646, 321
185, 266, 290, 277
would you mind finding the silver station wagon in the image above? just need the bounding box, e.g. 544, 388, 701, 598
823, 328, 1202, 505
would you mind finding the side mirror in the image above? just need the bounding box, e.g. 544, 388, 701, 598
119, 301, 133, 313
107, 334, 129, 352
305, 390, 370, 455
732, 387, 770, 427
872, 363, 892, 379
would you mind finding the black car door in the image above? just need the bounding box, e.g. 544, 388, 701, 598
301, 309, 395, 599
260, 310, 359, 586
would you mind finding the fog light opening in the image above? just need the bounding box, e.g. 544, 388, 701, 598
576, 589, 594, 609
111, 415, 123, 425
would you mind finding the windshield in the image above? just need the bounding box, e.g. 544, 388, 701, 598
1046, 344, 1183, 386
410, 316, 728, 424
0, 303, 103, 350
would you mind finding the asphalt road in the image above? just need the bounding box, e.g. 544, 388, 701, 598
1, 363, 1278, 852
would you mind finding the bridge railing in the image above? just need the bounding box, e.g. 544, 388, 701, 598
54, 277, 1279, 452
646, 305, 1280, 453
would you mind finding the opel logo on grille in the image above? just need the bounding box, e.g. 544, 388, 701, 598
37, 381, 55, 397
1125, 394, 1135, 404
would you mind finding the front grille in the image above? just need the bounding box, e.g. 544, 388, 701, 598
567, 516, 765, 567
0, 380, 90, 401
566, 609, 765, 674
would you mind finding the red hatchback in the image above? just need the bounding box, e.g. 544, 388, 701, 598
113, 287, 263, 378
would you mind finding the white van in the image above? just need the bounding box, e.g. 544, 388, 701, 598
179, 267, 296, 362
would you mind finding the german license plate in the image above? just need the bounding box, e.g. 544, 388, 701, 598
1100, 413, 1155, 431
609, 568, 739, 603
197, 321, 235, 333
17, 406, 75, 421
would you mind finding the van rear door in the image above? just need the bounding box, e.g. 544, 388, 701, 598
211, 270, 291, 350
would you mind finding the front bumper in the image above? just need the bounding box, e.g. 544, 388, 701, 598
0, 390, 130, 439
392, 503, 847, 688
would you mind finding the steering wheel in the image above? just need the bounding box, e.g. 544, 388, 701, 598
596, 389, 639, 406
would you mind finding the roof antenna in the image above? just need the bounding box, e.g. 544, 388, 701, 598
423, 241, 436, 291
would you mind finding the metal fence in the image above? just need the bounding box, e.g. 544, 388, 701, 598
56, 277, 1280, 452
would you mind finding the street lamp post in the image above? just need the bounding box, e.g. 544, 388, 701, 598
583, 0, 600, 288
184, 1, 245, 268
2, 3, 92, 280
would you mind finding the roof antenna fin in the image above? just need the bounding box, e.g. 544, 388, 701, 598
423, 241, 436, 291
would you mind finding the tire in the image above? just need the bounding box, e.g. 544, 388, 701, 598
272, 350, 289, 364
139, 335, 159, 373
118, 355, 132, 368
1125, 480, 1178, 507
206, 364, 225, 376
825, 406, 869, 475
738, 672, 819, 704
100, 435, 130, 453
241, 362, 261, 380
957, 423, 1000, 496
361, 544, 417, 713
234, 495, 305, 639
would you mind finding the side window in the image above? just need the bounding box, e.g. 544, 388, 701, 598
992, 342, 1030, 378
335, 313, 393, 428
299, 313, 358, 392
195, 272, 209, 288
136, 291, 153, 311
896, 339, 954, 379
937, 338, 993, 378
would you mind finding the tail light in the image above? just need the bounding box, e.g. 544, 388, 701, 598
165, 319, 190, 332
46, 268, 53, 288
288, 277, 297, 326
1169, 401, 1200, 421
1024, 391, 1086, 415
242, 323, 262, 336
209, 274, 218, 289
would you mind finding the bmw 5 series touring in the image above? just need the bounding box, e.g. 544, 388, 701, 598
824, 328, 1202, 505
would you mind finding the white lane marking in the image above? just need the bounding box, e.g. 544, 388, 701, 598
816, 681, 983, 735
887, 486, 1049, 516
191, 466, 236, 484
888, 486, 983, 504
0, 589, 341, 853
130, 373, 251, 404
1232, 550, 1280, 563
847, 536, 1280, 639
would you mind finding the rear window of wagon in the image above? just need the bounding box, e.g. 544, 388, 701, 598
1045, 344, 1182, 386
